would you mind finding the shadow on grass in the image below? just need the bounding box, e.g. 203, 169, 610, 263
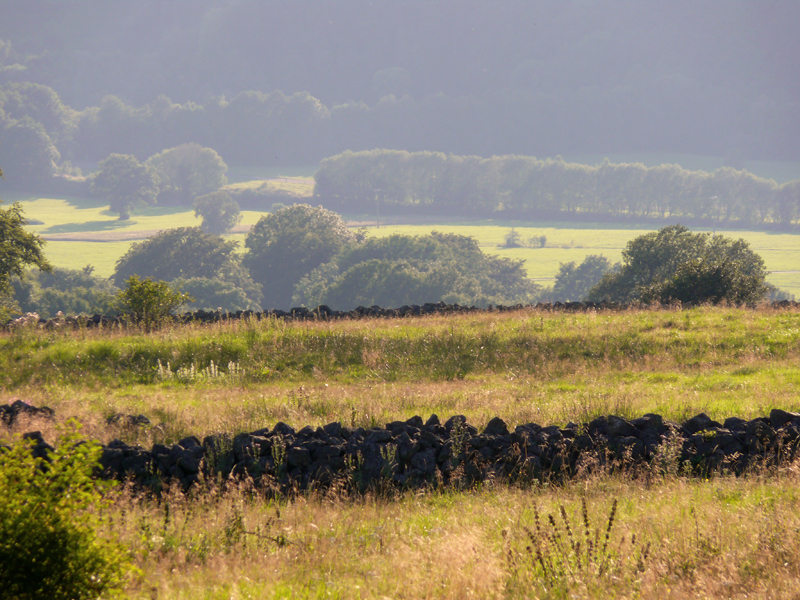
42, 219, 132, 234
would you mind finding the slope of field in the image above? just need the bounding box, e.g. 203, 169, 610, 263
3, 306, 800, 599
10, 179, 800, 296
3, 306, 800, 439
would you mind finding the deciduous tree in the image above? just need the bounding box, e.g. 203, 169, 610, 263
587, 225, 769, 305
243, 204, 355, 309
112, 227, 262, 310
551, 255, 613, 302
89, 153, 157, 219
0, 199, 51, 318
145, 143, 227, 205
193, 190, 241, 234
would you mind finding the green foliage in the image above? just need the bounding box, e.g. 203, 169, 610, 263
503, 228, 522, 248
243, 204, 355, 309
293, 232, 541, 309
89, 153, 157, 220
552, 255, 613, 302
313, 259, 455, 309
0, 83, 76, 146
0, 201, 51, 320
587, 225, 770, 305
114, 275, 191, 329
0, 117, 60, 188
145, 143, 228, 206
193, 190, 241, 234
173, 276, 260, 312
315, 150, 796, 226
2, 305, 800, 392
112, 227, 262, 309
640, 258, 770, 306
11, 266, 118, 318
0, 423, 130, 599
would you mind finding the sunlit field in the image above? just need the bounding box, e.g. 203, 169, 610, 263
4, 305, 800, 599
4, 306, 800, 441
10, 172, 800, 296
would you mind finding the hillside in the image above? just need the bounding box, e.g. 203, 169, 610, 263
3, 304, 800, 598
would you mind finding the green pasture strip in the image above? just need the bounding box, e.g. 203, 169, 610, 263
12, 193, 800, 294
3, 307, 799, 395
222, 177, 314, 197
12, 355, 799, 448
18, 196, 115, 232
225, 166, 317, 183
369, 223, 800, 295
39, 240, 137, 277
18, 197, 201, 235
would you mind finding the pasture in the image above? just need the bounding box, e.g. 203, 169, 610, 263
12, 183, 800, 296
3, 306, 800, 599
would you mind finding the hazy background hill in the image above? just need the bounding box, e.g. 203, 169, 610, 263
1, 0, 798, 163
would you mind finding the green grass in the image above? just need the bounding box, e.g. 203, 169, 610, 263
225, 166, 316, 183
5, 306, 800, 599
222, 176, 315, 197
11, 187, 800, 295
4, 307, 800, 444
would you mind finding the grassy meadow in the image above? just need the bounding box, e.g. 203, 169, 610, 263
9, 180, 800, 296
3, 306, 800, 599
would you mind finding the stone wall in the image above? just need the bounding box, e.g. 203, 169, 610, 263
4, 401, 800, 494
9, 300, 800, 330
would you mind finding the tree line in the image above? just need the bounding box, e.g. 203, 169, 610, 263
4, 198, 779, 320
314, 150, 800, 228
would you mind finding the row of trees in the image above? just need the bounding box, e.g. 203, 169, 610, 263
2, 197, 778, 317
0, 82, 403, 184
105, 205, 541, 312
314, 150, 800, 228
6, 204, 543, 316
88, 143, 233, 224
2, 81, 798, 228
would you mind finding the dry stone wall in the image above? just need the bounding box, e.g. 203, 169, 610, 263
10, 300, 800, 330
4, 401, 800, 494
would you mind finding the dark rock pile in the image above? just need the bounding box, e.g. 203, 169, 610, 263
0, 399, 55, 427
4, 401, 800, 493
9, 300, 800, 330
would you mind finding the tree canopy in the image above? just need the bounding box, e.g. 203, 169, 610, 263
145, 143, 228, 206
0, 201, 51, 315
11, 265, 117, 318
293, 232, 541, 310
0, 118, 60, 188
243, 204, 356, 310
586, 225, 769, 305
193, 190, 241, 234
114, 275, 192, 330
112, 227, 262, 310
89, 153, 158, 219
551, 255, 613, 302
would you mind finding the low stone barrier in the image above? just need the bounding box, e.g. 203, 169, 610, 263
8, 300, 800, 330
4, 401, 800, 494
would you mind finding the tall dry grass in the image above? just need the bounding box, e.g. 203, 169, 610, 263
106, 465, 800, 599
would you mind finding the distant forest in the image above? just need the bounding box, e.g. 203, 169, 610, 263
315, 150, 800, 227
0, 0, 798, 166
1, 79, 799, 227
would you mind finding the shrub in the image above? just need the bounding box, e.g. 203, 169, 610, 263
0, 423, 131, 599
115, 275, 192, 330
